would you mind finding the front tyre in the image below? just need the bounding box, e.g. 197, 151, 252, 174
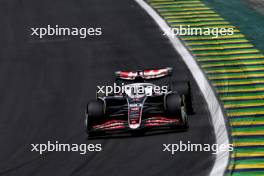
87, 100, 104, 118
170, 81, 193, 115
165, 92, 182, 116
86, 100, 105, 136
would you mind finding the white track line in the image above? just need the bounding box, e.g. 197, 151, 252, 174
134, 0, 230, 175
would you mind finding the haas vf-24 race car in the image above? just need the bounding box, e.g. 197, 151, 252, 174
85, 67, 193, 137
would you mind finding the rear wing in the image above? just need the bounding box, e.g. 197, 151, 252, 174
115, 67, 173, 80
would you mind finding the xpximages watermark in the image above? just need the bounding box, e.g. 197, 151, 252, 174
30, 25, 102, 39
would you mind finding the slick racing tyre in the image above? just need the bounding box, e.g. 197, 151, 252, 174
170, 81, 194, 115
165, 92, 182, 117
166, 93, 189, 130
87, 100, 104, 118
86, 100, 105, 136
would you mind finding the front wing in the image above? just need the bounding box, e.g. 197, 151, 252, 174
88, 115, 186, 135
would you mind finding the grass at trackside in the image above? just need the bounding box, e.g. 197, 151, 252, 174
228, 172, 264, 176
202, 0, 264, 53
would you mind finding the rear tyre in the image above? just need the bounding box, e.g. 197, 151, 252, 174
180, 108, 189, 129
170, 81, 194, 115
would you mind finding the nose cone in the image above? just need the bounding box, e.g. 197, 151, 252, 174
129, 123, 140, 129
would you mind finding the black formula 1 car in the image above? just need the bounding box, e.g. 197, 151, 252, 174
85, 67, 193, 137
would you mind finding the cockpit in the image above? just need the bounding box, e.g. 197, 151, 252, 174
124, 83, 154, 99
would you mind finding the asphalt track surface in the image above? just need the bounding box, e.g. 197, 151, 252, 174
0, 0, 216, 176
